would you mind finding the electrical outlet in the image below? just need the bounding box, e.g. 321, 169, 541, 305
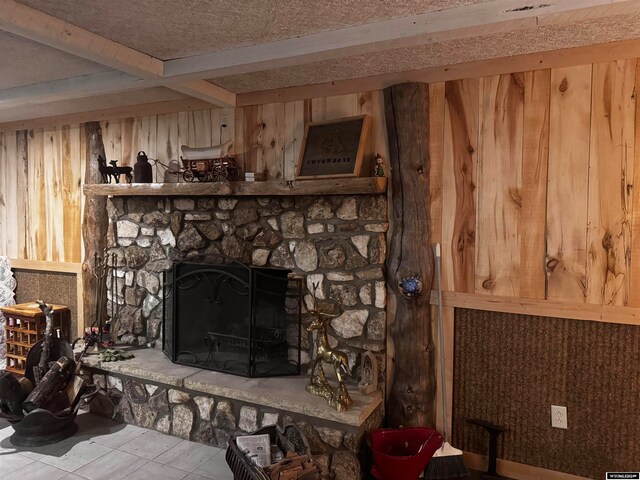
551, 405, 567, 429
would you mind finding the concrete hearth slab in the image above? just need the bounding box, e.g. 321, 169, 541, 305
183, 370, 382, 427
82, 347, 382, 427
82, 348, 201, 387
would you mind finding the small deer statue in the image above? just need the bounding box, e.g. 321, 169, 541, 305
305, 283, 353, 412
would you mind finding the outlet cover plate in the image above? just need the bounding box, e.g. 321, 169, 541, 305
551, 405, 567, 429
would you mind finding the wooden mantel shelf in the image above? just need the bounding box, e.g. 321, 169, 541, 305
83, 177, 387, 197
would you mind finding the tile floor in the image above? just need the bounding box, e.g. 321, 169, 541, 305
0, 412, 234, 480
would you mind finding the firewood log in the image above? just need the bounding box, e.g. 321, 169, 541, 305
18, 377, 34, 396
34, 300, 54, 383
0, 371, 26, 417
22, 356, 76, 413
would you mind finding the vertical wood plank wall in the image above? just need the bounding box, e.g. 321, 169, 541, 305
0, 92, 387, 263
2, 58, 640, 307
430, 58, 640, 308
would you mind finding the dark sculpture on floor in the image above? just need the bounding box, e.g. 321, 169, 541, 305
97, 155, 133, 184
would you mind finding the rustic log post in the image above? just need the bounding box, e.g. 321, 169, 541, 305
82, 122, 108, 330
383, 83, 436, 428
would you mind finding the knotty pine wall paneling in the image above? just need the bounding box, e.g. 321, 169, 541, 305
431, 58, 640, 308
519, 69, 550, 300
586, 60, 636, 306
0, 92, 388, 263
0, 131, 19, 258
0, 127, 84, 263
631, 63, 640, 307
476, 73, 524, 297
546, 65, 592, 302
442, 78, 479, 294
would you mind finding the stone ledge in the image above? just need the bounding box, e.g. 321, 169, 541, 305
82, 347, 382, 428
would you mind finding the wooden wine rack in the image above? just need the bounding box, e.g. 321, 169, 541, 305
1, 302, 70, 376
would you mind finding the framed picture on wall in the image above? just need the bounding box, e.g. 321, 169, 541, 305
296, 115, 371, 179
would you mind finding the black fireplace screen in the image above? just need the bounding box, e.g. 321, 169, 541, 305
163, 255, 302, 377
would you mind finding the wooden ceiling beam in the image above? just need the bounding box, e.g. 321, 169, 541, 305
236, 37, 640, 106
0, 72, 237, 110
163, 0, 640, 80
0, 71, 160, 109
0, 0, 163, 78
168, 80, 236, 108
0, 0, 236, 107
0, 98, 213, 134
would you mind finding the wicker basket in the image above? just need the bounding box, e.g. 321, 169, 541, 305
225, 424, 320, 480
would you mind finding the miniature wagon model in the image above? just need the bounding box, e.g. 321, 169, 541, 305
180, 142, 241, 182
180, 156, 241, 182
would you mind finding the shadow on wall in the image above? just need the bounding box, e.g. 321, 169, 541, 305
453, 308, 640, 478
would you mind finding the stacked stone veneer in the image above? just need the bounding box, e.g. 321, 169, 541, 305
87, 370, 382, 479
106, 194, 388, 384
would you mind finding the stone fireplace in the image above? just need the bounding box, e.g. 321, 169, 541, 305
105, 193, 388, 384
84, 190, 387, 479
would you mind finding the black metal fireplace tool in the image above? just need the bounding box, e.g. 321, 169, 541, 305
86, 250, 119, 354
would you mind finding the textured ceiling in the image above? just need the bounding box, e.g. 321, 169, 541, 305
210, 11, 640, 93
0, 31, 109, 90
0, 87, 188, 123
16, 0, 490, 60
2, 1, 640, 124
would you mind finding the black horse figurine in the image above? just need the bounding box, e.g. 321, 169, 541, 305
97, 155, 133, 184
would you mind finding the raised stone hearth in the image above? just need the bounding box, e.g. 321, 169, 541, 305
82, 347, 383, 479
95, 189, 389, 479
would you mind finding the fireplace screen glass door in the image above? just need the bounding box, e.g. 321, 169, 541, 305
163, 257, 302, 377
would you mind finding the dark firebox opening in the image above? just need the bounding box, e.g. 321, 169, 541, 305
163, 255, 302, 378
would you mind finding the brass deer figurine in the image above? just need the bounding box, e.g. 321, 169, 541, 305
305, 283, 353, 412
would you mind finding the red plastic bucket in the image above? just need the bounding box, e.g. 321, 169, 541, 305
369, 427, 443, 480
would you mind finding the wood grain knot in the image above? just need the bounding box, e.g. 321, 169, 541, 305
467, 145, 475, 154
270, 138, 276, 148
512, 72, 525, 91
417, 165, 424, 174
456, 230, 475, 250
602, 230, 613, 250
559, 78, 569, 93
482, 278, 495, 290
508, 187, 522, 208
546, 258, 559, 271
